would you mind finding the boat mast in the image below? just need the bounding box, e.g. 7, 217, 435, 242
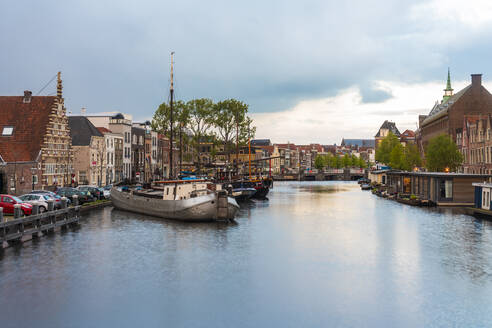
169, 52, 174, 179
248, 124, 251, 180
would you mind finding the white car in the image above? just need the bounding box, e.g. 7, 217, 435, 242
19, 194, 54, 212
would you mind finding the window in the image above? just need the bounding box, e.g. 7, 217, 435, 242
2, 126, 13, 136
439, 179, 453, 200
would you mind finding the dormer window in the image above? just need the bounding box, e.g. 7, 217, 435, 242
2, 126, 13, 136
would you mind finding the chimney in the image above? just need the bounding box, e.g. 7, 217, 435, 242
23, 90, 32, 103
471, 74, 482, 88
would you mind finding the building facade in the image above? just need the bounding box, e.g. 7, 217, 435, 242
0, 73, 73, 194
69, 116, 106, 186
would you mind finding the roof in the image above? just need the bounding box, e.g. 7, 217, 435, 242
68, 116, 103, 146
275, 143, 297, 150
97, 127, 112, 134
0, 95, 57, 162
401, 130, 415, 138
250, 139, 271, 146
341, 139, 375, 148
375, 121, 401, 137
421, 86, 471, 126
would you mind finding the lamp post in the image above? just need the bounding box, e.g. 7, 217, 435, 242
30, 165, 37, 191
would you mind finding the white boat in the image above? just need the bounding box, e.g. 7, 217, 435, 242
111, 181, 239, 222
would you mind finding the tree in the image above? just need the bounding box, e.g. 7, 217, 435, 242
187, 98, 215, 173
342, 154, 351, 168
402, 143, 422, 171
314, 155, 325, 170
375, 132, 400, 164
213, 99, 253, 169
389, 143, 404, 169
425, 134, 463, 172
358, 157, 367, 168
351, 154, 358, 167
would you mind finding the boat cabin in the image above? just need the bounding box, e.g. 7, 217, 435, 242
368, 169, 391, 185
472, 182, 492, 210
387, 171, 490, 206
159, 181, 222, 200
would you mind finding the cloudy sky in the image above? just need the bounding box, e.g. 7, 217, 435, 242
2, 0, 492, 144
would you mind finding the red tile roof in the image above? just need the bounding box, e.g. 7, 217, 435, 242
97, 127, 112, 134
0, 96, 57, 162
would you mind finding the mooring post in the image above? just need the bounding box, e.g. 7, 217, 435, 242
0, 207, 3, 223
61, 197, 67, 209
73, 195, 79, 207
47, 199, 54, 212
14, 204, 22, 219
32, 202, 39, 215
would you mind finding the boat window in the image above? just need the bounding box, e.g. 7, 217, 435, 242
439, 179, 453, 200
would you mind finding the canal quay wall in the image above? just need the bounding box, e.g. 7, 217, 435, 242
0, 198, 112, 249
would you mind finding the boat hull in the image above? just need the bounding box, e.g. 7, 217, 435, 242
111, 188, 239, 221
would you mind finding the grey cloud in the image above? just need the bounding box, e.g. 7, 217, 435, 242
0, 0, 487, 121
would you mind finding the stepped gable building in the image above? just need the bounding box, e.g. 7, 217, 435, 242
419, 71, 492, 149
375, 120, 400, 149
0, 73, 73, 194
69, 116, 106, 186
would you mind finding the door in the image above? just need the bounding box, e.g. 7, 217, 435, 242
1, 195, 15, 214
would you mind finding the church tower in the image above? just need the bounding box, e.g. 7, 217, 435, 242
442, 68, 453, 103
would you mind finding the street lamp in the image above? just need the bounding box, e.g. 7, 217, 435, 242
30, 165, 38, 191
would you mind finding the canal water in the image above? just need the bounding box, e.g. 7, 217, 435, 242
1, 181, 492, 327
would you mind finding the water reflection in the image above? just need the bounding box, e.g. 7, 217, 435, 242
1, 181, 492, 327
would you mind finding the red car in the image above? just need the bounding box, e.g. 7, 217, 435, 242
0, 194, 33, 215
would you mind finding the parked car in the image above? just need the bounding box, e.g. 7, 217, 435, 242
56, 187, 93, 204
103, 185, 112, 199
19, 194, 57, 212
77, 186, 104, 200
0, 194, 33, 215
30, 190, 68, 207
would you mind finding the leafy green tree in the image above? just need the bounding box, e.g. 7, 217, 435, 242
425, 134, 463, 172
336, 155, 343, 169
314, 155, 325, 170
342, 154, 351, 168
324, 154, 332, 168
376, 132, 400, 164
351, 154, 358, 167
187, 98, 215, 173
403, 143, 422, 171
358, 157, 367, 168
213, 99, 253, 165
389, 143, 404, 169
152, 100, 190, 173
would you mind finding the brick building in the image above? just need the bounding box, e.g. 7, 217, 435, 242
0, 73, 73, 194
419, 73, 492, 150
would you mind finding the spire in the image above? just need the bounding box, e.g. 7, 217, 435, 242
442, 67, 453, 103
445, 67, 452, 91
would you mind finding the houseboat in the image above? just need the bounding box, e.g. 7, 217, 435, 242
468, 182, 492, 218
386, 171, 490, 206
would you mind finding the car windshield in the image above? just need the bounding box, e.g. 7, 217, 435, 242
43, 195, 52, 200
11, 196, 23, 203
104, 185, 112, 190
19, 195, 29, 201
